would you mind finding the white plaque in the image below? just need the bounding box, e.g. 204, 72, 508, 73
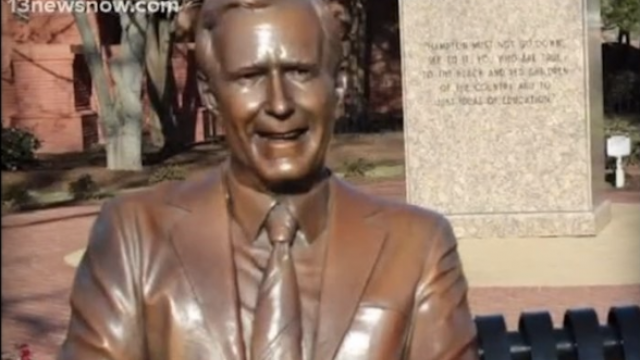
606, 135, 631, 157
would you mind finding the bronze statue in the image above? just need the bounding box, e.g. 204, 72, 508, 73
57, 0, 479, 359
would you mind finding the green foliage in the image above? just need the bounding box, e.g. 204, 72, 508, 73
68, 174, 101, 201
148, 165, 187, 185
342, 158, 375, 178
1, 185, 34, 213
602, 0, 640, 33
1, 126, 41, 171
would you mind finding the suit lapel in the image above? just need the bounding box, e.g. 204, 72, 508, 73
313, 177, 388, 360
165, 168, 246, 360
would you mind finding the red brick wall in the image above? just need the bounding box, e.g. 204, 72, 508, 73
3, 3, 404, 154
2, 1, 17, 124
8, 44, 91, 153
3, 10, 101, 153
10, 13, 90, 45
2, 68, 18, 125
12, 45, 75, 118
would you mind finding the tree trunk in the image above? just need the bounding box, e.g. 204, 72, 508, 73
68, 1, 121, 164
70, 0, 147, 170
107, 9, 147, 170
336, 0, 370, 132
105, 119, 144, 170
146, 15, 180, 150
176, 48, 200, 144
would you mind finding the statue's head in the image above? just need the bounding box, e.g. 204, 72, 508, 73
195, 0, 346, 193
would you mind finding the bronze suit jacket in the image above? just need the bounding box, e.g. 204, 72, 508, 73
58, 168, 479, 360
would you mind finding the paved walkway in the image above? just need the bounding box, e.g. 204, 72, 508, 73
2, 206, 102, 359
2, 180, 639, 359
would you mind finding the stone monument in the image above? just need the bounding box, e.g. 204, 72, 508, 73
399, 0, 611, 238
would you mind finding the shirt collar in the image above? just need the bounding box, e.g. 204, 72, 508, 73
224, 168, 330, 244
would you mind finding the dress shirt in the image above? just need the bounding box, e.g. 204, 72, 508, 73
224, 169, 330, 360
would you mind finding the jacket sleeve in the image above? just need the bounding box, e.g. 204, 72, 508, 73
404, 216, 479, 360
57, 198, 145, 360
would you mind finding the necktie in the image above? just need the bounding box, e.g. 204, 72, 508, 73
250, 202, 303, 360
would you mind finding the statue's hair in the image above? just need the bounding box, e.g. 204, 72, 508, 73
194, 0, 344, 80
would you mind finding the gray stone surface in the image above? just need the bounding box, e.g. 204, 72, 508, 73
399, 0, 611, 238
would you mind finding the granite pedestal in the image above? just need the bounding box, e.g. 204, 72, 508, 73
399, 0, 611, 238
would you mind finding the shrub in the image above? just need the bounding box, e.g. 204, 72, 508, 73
68, 174, 101, 201
1, 126, 41, 171
1, 186, 34, 213
148, 164, 186, 185
342, 158, 375, 178
602, 0, 640, 34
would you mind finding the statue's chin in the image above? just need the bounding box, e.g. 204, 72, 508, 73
258, 165, 324, 195
261, 174, 310, 195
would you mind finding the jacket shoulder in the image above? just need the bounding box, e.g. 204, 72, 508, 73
357, 187, 450, 235
332, 176, 449, 231
104, 169, 221, 216
103, 180, 182, 216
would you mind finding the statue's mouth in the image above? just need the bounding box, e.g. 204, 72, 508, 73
255, 128, 309, 142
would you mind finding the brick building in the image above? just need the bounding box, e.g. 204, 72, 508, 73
1, 1, 404, 154
1, 6, 214, 154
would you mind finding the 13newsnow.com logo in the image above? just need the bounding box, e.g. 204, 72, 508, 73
6, 0, 180, 17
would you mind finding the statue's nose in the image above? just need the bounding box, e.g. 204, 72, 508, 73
265, 71, 294, 119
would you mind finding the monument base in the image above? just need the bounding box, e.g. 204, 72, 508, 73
448, 201, 612, 239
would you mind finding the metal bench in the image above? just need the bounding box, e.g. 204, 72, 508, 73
474, 305, 640, 360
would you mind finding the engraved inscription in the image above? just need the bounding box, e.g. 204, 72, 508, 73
422, 39, 571, 107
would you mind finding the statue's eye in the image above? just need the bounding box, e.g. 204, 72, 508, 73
241, 72, 260, 80
235, 70, 262, 85
288, 67, 313, 81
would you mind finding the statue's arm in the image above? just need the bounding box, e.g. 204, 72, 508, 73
57, 199, 145, 360
404, 216, 480, 360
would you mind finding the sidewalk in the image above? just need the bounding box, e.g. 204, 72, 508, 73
2, 180, 638, 359
2, 206, 102, 359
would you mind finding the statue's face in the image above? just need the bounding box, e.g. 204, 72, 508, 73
209, 1, 342, 192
